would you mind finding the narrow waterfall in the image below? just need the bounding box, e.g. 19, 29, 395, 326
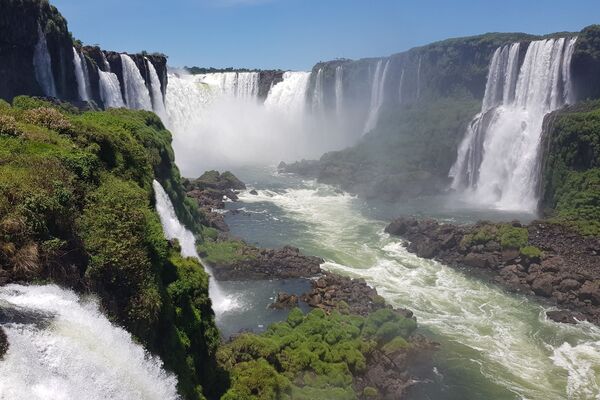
98, 70, 125, 108
363, 59, 390, 134
72, 48, 91, 102
398, 68, 405, 104
33, 24, 57, 98
146, 58, 167, 121
449, 37, 577, 211
264, 71, 310, 115
101, 52, 111, 72
335, 66, 344, 118
120, 54, 153, 111
311, 68, 324, 115
0, 284, 179, 400
152, 180, 237, 315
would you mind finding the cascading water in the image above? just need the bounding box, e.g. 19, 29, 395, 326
363, 59, 390, 134
0, 284, 179, 400
311, 68, 324, 116
98, 70, 125, 108
335, 66, 343, 118
264, 71, 310, 115
152, 180, 237, 315
449, 37, 577, 211
33, 24, 57, 98
200, 72, 260, 99
72, 48, 91, 102
120, 54, 153, 111
398, 68, 405, 104
146, 58, 167, 121
165, 70, 347, 174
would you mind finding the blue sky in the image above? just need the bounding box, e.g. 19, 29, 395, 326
51, 0, 600, 70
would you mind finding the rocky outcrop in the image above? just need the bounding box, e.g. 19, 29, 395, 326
206, 245, 323, 281
184, 170, 246, 232
385, 217, 600, 325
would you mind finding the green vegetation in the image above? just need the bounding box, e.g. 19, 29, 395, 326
197, 239, 256, 266
218, 307, 416, 400
519, 246, 542, 261
540, 101, 600, 236
0, 97, 220, 399
460, 223, 528, 250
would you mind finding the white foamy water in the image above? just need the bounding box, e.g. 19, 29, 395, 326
364, 59, 390, 134
152, 180, 238, 315
0, 284, 180, 400
237, 178, 600, 400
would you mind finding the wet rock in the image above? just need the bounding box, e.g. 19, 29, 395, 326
270, 292, 298, 309
546, 310, 580, 324
0, 327, 7, 360
531, 274, 555, 297
559, 278, 581, 292
249, 189, 258, 195
541, 256, 564, 273
579, 281, 600, 305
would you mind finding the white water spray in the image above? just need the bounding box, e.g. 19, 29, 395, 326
152, 180, 237, 315
33, 24, 57, 98
120, 54, 153, 111
335, 66, 344, 118
0, 284, 180, 400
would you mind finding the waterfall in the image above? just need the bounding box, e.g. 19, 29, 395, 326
335, 66, 343, 117
0, 284, 179, 400
33, 24, 57, 98
416, 56, 422, 99
449, 37, 577, 211
146, 58, 167, 121
264, 71, 310, 115
311, 68, 324, 116
199, 72, 260, 99
152, 180, 237, 315
98, 70, 125, 108
101, 52, 111, 72
72, 48, 91, 102
363, 59, 390, 134
398, 68, 405, 104
120, 54, 153, 111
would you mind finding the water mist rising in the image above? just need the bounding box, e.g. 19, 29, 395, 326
0, 284, 179, 400
449, 37, 577, 212
165, 70, 349, 176
152, 180, 238, 315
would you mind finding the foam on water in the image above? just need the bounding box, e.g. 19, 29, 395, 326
237, 178, 600, 399
0, 284, 180, 400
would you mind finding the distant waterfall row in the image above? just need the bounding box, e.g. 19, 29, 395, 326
449, 37, 577, 211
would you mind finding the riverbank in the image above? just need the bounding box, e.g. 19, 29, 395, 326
184, 170, 438, 399
385, 217, 600, 325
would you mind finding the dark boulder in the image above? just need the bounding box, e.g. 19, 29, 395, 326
0, 327, 7, 359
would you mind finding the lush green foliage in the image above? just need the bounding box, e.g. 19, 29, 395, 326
460, 223, 528, 250
540, 102, 600, 236
219, 308, 416, 399
197, 239, 256, 266
519, 246, 542, 261
0, 98, 220, 399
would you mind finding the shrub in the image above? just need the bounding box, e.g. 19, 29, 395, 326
363, 386, 379, 398
498, 225, 528, 249
23, 107, 73, 134
520, 245, 542, 261
0, 115, 21, 137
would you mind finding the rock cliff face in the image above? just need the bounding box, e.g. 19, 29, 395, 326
0, 0, 78, 101
0, 0, 168, 110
